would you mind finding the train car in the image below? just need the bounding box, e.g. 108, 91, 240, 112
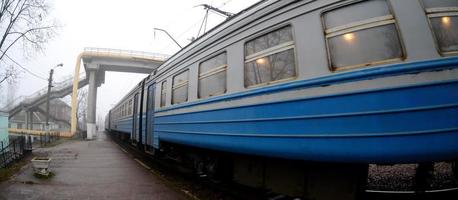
106, 0, 458, 194
107, 0, 458, 163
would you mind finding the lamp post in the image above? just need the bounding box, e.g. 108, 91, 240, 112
45, 63, 63, 132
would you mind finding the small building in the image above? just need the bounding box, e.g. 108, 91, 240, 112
0, 111, 8, 147
8, 99, 71, 131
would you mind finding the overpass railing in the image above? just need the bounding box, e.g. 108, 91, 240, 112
84, 47, 170, 61
1, 73, 86, 112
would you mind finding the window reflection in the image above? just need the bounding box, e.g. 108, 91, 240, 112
422, 0, 457, 9
160, 81, 167, 107
343, 33, 355, 42
172, 71, 189, 105
442, 17, 451, 26
245, 49, 295, 86
323, 0, 403, 70
328, 25, 402, 69
422, 0, 458, 54
244, 26, 296, 87
430, 16, 458, 53
198, 53, 227, 98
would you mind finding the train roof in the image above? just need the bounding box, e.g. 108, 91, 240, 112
111, 0, 277, 109
155, 0, 270, 73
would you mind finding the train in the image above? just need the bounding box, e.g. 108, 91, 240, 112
105, 0, 458, 196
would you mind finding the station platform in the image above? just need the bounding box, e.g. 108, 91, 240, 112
0, 131, 185, 200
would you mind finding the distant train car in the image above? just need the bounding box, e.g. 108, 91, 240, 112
107, 0, 458, 164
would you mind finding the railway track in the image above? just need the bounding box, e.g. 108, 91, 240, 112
110, 134, 270, 200
109, 133, 458, 200
363, 188, 458, 200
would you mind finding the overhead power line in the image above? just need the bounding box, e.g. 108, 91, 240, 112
0, 50, 48, 81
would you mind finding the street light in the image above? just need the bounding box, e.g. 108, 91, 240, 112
45, 63, 63, 132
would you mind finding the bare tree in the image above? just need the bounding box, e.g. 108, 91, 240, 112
0, 0, 56, 90
76, 87, 87, 134
0, 0, 56, 61
0, 64, 18, 84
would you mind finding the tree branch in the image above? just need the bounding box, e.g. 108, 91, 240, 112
0, 25, 53, 60
0, 0, 54, 63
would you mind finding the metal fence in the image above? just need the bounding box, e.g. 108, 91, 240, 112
0, 136, 32, 168
39, 132, 60, 147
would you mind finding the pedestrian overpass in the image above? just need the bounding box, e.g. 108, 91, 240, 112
3, 47, 169, 139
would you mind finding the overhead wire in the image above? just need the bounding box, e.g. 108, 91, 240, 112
157, 0, 236, 52
0, 50, 48, 81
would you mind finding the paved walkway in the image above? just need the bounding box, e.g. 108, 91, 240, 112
0, 132, 185, 200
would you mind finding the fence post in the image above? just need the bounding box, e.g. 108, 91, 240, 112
1, 141, 4, 167
27, 135, 31, 150
20, 137, 24, 156
13, 139, 16, 159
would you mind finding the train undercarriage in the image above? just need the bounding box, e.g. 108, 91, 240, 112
108, 130, 458, 200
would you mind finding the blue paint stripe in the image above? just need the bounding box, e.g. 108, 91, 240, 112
155, 127, 458, 138
157, 129, 458, 163
155, 57, 458, 113
152, 79, 458, 162
155, 106, 458, 135
155, 103, 458, 125
155, 81, 458, 124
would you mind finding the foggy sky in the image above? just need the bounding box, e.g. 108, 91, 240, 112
3, 0, 259, 121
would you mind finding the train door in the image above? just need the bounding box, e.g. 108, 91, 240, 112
108, 110, 111, 131
146, 84, 155, 151
138, 81, 145, 150
132, 93, 139, 144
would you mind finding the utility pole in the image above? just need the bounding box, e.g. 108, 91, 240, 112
45, 69, 54, 131
45, 63, 63, 131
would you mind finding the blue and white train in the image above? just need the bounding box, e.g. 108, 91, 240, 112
106, 0, 458, 167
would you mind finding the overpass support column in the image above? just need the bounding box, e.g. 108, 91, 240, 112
24, 110, 29, 129
86, 70, 98, 139
24, 110, 33, 130
29, 111, 34, 130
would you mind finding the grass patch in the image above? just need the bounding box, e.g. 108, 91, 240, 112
33, 171, 55, 179
0, 154, 32, 182
39, 138, 71, 148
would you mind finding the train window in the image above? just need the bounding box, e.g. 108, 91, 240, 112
172, 70, 189, 104
422, 0, 458, 55
160, 80, 167, 107
422, 0, 457, 8
323, 0, 403, 70
244, 25, 296, 87
198, 52, 227, 98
